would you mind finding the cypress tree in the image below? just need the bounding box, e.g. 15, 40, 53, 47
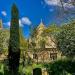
8, 4, 20, 75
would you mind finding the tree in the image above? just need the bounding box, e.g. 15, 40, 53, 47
0, 30, 5, 51
57, 20, 75, 58
19, 28, 28, 66
44, 24, 61, 36
20, 28, 28, 50
44, 59, 75, 75
8, 4, 20, 75
0, 29, 9, 53
49, 0, 75, 21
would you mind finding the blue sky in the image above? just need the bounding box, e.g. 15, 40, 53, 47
0, 0, 75, 38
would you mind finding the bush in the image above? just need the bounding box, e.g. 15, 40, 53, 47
44, 59, 75, 75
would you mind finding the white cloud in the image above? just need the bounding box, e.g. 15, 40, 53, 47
3, 22, 10, 27
44, 0, 75, 9
1, 11, 7, 16
7, 22, 10, 26
3, 17, 31, 27
19, 17, 32, 27
44, 0, 61, 6
19, 19, 23, 27
21, 17, 31, 25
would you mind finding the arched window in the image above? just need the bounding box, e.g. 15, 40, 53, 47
33, 53, 38, 59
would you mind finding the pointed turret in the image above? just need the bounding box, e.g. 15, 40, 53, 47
37, 19, 46, 32
38, 19, 45, 28
40, 19, 43, 25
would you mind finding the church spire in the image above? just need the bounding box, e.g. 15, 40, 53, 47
37, 18, 45, 30
41, 18, 43, 23
38, 18, 45, 27
40, 18, 43, 25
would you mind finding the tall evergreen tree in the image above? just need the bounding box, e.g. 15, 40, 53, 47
8, 4, 20, 75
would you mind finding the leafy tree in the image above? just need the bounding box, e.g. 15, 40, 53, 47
56, 0, 75, 20
44, 24, 61, 36
30, 26, 38, 50
19, 28, 28, 66
20, 29, 28, 50
0, 30, 5, 51
30, 26, 38, 38
57, 20, 75, 58
44, 59, 75, 75
42, 24, 61, 46
0, 29, 9, 53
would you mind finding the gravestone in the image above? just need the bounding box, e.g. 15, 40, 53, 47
33, 68, 42, 75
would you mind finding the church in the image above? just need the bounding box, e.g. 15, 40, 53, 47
26, 20, 62, 63
0, 19, 62, 63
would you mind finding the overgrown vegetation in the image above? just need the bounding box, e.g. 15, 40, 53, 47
0, 9, 75, 75
44, 59, 75, 75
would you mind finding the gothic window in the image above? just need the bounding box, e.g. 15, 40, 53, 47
50, 53, 57, 60
33, 53, 38, 59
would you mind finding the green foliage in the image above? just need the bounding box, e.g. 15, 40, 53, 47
8, 4, 20, 75
19, 63, 43, 75
57, 21, 75, 57
44, 59, 75, 75
44, 24, 61, 37
9, 4, 20, 52
20, 29, 28, 51
0, 29, 9, 51
30, 25, 38, 38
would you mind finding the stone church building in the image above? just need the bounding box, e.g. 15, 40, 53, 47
26, 20, 62, 63
0, 19, 62, 63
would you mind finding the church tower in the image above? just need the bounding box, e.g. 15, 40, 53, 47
37, 19, 46, 35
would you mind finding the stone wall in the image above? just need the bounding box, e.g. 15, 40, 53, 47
25, 48, 62, 63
